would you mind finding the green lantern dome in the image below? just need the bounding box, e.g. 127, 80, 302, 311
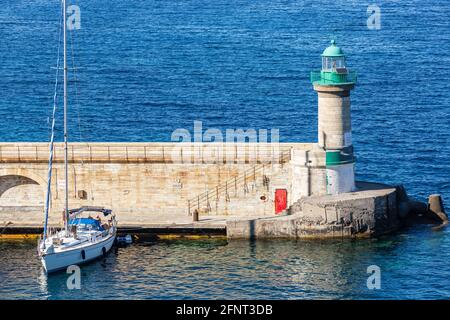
310, 39, 357, 86
321, 40, 345, 57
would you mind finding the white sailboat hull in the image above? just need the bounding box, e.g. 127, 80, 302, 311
41, 232, 116, 273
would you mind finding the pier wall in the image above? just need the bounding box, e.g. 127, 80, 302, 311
0, 142, 327, 227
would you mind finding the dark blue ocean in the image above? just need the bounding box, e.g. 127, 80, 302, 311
0, 0, 449, 299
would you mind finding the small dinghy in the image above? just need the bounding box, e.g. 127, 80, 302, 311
116, 234, 133, 245
39, 207, 117, 273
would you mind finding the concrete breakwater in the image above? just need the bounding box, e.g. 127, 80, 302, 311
228, 182, 409, 239
0, 142, 442, 239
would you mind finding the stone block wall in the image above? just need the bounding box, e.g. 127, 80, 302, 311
0, 142, 328, 227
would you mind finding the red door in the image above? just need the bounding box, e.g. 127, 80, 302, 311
275, 189, 287, 214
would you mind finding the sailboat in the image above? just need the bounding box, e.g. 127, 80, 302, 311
38, 0, 117, 273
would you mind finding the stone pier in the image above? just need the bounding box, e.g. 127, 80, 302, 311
0, 142, 420, 239
0, 142, 325, 229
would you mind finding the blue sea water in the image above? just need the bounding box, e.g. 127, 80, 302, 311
0, 0, 449, 299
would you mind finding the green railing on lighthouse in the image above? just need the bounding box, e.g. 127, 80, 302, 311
310, 70, 357, 86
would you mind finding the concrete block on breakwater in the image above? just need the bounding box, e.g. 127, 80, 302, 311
226, 182, 419, 239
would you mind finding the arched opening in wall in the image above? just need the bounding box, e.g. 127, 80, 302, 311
0, 175, 44, 211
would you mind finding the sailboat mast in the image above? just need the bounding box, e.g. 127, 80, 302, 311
63, 0, 69, 233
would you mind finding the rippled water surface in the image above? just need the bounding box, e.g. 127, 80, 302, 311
0, 230, 449, 300
0, 0, 449, 299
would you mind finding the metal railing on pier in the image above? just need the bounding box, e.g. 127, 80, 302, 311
187, 148, 291, 216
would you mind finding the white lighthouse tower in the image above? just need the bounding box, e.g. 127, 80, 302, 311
311, 40, 357, 194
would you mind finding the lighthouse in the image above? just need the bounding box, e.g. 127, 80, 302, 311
311, 40, 357, 195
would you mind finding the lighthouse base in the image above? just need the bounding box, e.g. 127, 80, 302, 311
326, 162, 355, 195
227, 181, 422, 239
